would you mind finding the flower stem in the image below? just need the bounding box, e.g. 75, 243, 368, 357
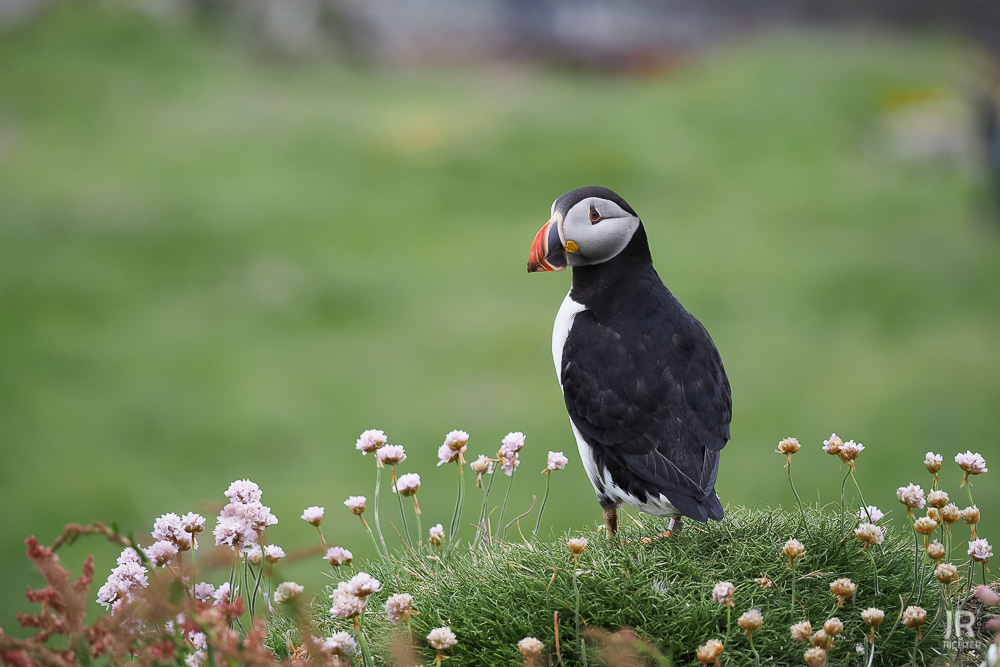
497, 470, 516, 540
865, 546, 881, 597
373, 465, 388, 557
475, 471, 497, 546
391, 467, 413, 549
533, 472, 552, 540
786, 459, 814, 541
356, 621, 375, 667
573, 555, 587, 667
413, 496, 423, 550
839, 466, 851, 548
449, 462, 465, 541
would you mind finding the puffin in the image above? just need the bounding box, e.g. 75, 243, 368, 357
527, 186, 731, 537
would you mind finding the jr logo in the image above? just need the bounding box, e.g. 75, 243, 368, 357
944, 610, 976, 639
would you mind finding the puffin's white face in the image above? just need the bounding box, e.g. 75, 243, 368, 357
528, 189, 641, 273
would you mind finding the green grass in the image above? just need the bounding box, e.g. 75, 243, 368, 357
2, 0, 999, 640
276, 506, 948, 666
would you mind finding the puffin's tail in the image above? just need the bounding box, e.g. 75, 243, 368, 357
671, 491, 724, 523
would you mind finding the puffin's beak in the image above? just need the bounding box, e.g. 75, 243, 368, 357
527, 217, 567, 273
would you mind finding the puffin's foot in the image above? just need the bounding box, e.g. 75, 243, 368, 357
667, 517, 683, 536
603, 506, 619, 538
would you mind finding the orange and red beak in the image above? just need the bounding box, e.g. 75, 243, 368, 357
527, 217, 567, 273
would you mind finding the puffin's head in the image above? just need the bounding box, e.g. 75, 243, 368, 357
527, 186, 641, 273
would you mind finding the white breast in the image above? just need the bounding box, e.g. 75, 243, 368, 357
551, 291, 586, 384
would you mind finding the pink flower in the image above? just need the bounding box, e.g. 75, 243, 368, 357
822, 433, 843, 455
180, 513, 205, 534
502, 431, 526, 453
427, 627, 458, 651
264, 544, 285, 563
857, 506, 884, 522
385, 593, 414, 623
377, 444, 406, 465
301, 506, 325, 526
344, 496, 366, 514
955, 451, 988, 475
444, 429, 470, 450
212, 582, 231, 605
712, 581, 735, 606
924, 452, 943, 474
321, 632, 357, 658
969, 538, 993, 563
347, 572, 382, 597
274, 581, 303, 605
193, 582, 215, 602
151, 513, 187, 548
97, 548, 149, 610
324, 546, 353, 567
143, 540, 179, 568
224, 479, 262, 504
896, 483, 926, 509
244, 544, 263, 565
393, 472, 421, 496
437, 443, 462, 466
429, 523, 445, 546
329, 581, 366, 619
546, 451, 569, 471
355, 429, 387, 454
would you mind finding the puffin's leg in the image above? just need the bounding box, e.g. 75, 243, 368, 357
602, 504, 619, 538
666, 516, 683, 536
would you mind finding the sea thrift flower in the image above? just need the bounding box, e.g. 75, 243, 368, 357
940, 503, 961, 524
213, 480, 278, 552
855, 522, 885, 547
470, 454, 493, 481
738, 609, 763, 638
810, 629, 832, 649
964, 506, 981, 537
519, 636, 545, 658
499, 448, 521, 476
822, 433, 843, 455
344, 496, 366, 515
347, 572, 381, 597
329, 582, 366, 619
924, 452, 943, 474
324, 546, 353, 567
385, 593, 414, 624
568, 537, 588, 555
143, 540, 179, 567
356, 429, 387, 454
896, 483, 926, 511
546, 451, 569, 471
244, 544, 263, 565
777, 437, 801, 455
914, 516, 937, 536
955, 450, 988, 480
838, 440, 864, 465
193, 582, 215, 603
754, 577, 774, 588
926, 508, 941, 523
803, 647, 827, 667
934, 563, 958, 585
301, 506, 324, 526
927, 490, 948, 508
501, 431, 526, 453
429, 523, 445, 546
393, 472, 421, 496
857, 506, 884, 522
695, 639, 724, 665
321, 632, 357, 659
225, 479, 263, 504
264, 544, 285, 563
902, 606, 927, 636
97, 547, 150, 610
783, 538, 805, 565
927, 541, 945, 561
181, 512, 205, 534
712, 581, 735, 606
438, 429, 469, 465
791, 620, 813, 642
152, 513, 193, 551
861, 607, 884, 627
274, 581, 304, 605
427, 626, 458, 650
212, 582, 231, 605
824, 618, 843, 637
969, 538, 993, 563
830, 578, 856, 606
437, 443, 462, 466
377, 444, 406, 465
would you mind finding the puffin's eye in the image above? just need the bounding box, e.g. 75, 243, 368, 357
589, 205, 602, 224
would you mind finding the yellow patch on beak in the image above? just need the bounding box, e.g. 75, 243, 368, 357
565, 240, 579, 253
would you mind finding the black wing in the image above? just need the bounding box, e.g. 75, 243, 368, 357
560, 296, 731, 521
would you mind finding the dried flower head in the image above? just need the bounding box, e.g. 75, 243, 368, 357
822, 433, 843, 455
940, 504, 961, 524
902, 606, 927, 629
427, 627, 458, 651
955, 451, 988, 476
568, 537, 588, 555
855, 522, 885, 547
810, 629, 832, 649
738, 609, 763, 638
301, 506, 325, 526
791, 620, 813, 642
926, 508, 941, 523
393, 472, 421, 497
429, 523, 445, 546
963, 506, 980, 524
783, 538, 806, 565
385, 593, 414, 624
824, 617, 843, 637
695, 639, 724, 664
274, 581, 304, 605
969, 538, 993, 563
712, 581, 735, 606
470, 454, 493, 475
926, 541, 946, 561
861, 607, 884, 627
830, 578, 857, 605
377, 444, 406, 465
546, 451, 569, 471
755, 577, 774, 588
324, 546, 353, 567
896, 483, 926, 510
777, 437, 801, 455
934, 562, 958, 584
924, 452, 943, 474
344, 496, 367, 515
927, 490, 948, 508
914, 516, 938, 536
838, 440, 864, 463
803, 647, 827, 667
857, 506, 884, 522
356, 429, 387, 454
518, 637, 545, 657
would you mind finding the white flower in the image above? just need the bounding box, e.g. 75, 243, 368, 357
151, 513, 187, 549
822, 433, 843, 455
444, 430, 469, 450
429, 523, 445, 546
519, 637, 544, 657
776, 437, 801, 455
712, 581, 735, 606
470, 455, 493, 475
969, 538, 993, 563
839, 440, 865, 461
264, 544, 285, 563
143, 540, 179, 568
322, 631, 357, 658
568, 537, 588, 555
437, 442, 462, 466
896, 483, 926, 509
924, 452, 943, 473
329, 582, 367, 619
193, 582, 215, 603
212, 581, 231, 605
116, 548, 141, 566
393, 472, 421, 496
224, 479, 262, 504
347, 572, 382, 597
377, 444, 406, 465
344, 496, 366, 514
385, 592, 414, 623
955, 451, 988, 475
857, 506, 884, 522
213, 498, 278, 552
96, 549, 149, 610
427, 626, 457, 651
547, 451, 569, 471
180, 512, 205, 534
502, 431, 526, 453
185, 651, 206, 667
355, 429, 387, 454
301, 506, 324, 526
189, 631, 207, 651
855, 522, 885, 546
324, 546, 353, 567
274, 581, 304, 605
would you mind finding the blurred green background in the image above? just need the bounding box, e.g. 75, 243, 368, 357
2, 1, 999, 635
